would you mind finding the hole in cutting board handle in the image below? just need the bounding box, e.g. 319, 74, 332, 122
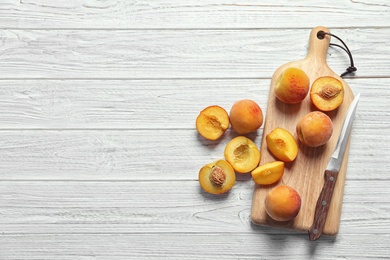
317, 31, 326, 40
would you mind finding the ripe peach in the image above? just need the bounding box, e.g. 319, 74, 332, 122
274, 67, 310, 104
266, 128, 298, 162
251, 161, 284, 185
310, 76, 344, 111
265, 185, 301, 222
296, 111, 333, 147
199, 159, 236, 195
224, 136, 261, 173
196, 105, 230, 140
229, 99, 263, 134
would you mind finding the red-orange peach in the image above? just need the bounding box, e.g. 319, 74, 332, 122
274, 67, 310, 104
265, 185, 301, 222
296, 111, 333, 147
229, 99, 263, 134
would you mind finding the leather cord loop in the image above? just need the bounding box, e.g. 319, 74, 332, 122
317, 30, 357, 78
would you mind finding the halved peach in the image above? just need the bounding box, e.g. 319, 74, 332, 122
196, 105, 229, 140
224, 136, 261, 173
251, 161, 284, 185
199, 159, 236, 195
266, 128, 298, 162
310, 76, 344, 111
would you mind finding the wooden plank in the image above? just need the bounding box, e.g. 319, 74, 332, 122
0, 233, 389, 259
0, 29, 388, 78
0, 78, 387, 129
0, 79, 268, 129
0, 180, 389, 235
0, 129, 255, 180
0, 126, 387, 181
0, 0, 388, 29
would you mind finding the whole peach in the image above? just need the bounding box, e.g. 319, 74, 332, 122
229, 99, 263, 134
265, 185, 301, 222
296, 111, 333, 147
274, 67, 310, 104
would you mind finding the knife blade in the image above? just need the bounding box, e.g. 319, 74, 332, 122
308, 93, 360, 241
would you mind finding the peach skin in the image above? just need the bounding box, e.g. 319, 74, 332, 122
265, 185, 301, 222
229, 99, 263, 134
274, 67, 310, 104
296, 111, 333, 147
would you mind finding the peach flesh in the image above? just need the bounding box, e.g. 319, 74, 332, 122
198, 159, 236, 195
224, 136, 261, 173
251, 161, 284, 185
196, 105, 229, 140
310, 76, 344, 112
266, 128, 298, 162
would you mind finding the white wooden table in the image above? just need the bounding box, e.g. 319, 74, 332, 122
1, 1, 389, 259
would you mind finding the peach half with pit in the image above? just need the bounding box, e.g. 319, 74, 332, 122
229, 99, 263, 135
296, 111, 333, 147
266, 128, 298, 162
196, 105, 230, 140
224, 136, 261, 174
265, 185, 301, 222
274, 67, 310, 104
310, 76, 344, 112
198, 159, 236, 195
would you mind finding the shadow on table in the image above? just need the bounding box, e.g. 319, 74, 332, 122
249, 221, 337, 256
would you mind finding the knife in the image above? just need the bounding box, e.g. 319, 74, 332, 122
308, 93, 360, 241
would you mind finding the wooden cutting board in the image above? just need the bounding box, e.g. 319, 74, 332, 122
251, 26, 355, 236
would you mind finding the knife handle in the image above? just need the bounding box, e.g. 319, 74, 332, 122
308, 170, 339, 241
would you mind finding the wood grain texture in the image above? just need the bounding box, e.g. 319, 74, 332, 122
1, 233, 390, 259
0, 129, 260, 180
0, 29, 389, 78
0, 0, 389, 29
1, 0, 390, 258
0, 79, 268, 129
0, 78, 387, 129
0, 180, 389, 235
0, 125, 388, 181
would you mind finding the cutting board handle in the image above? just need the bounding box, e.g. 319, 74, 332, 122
306, 26, 331, 65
